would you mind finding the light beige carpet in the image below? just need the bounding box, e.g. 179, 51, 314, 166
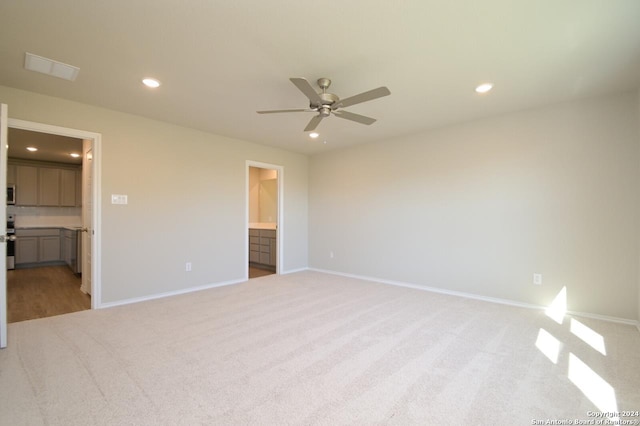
1, 271, 639, 425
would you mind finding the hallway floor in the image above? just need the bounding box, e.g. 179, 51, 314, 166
7, 265, 90, 323
249, 266, 275, 279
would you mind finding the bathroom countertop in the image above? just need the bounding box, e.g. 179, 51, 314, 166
248, 222, 277, 230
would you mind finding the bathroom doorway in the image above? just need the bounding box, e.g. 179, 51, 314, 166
246, 161, 282, 279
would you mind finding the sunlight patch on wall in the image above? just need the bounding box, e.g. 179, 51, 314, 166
535, 329, 562, 363
546, 286, 567, 325
568, 353, 618, 419
570, 318, 607, 356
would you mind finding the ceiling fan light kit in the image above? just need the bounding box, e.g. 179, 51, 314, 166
257, 77, 391, 132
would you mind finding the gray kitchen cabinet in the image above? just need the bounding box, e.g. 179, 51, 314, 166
249, 230, 261, 263
269, 238, 277, 266
38, 168, 61, 206
75, 170, 82, 206
15, 228, 63, 266
40, 236, 61, 262
249, 228, 276, 269
15, 165, 38, 205
7, 164, 16, 185
10, 160, 82, 206
60, 169, 77, 206
61, 229, 78, 271
15, 236, 38, 264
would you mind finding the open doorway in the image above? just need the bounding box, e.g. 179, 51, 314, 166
247, 161, 282, 279
5, 128, 88, 322
5, 118, 101, 322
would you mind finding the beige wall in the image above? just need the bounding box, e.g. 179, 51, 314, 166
309, 91, 640, 320
0, 85, 308, 304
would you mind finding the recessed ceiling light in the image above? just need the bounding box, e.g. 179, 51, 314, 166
26, 146, 38, 152
70, 153, 81, 158
475, 83, 493, 94
309, 132, 319, 139
142, 78, 161, 88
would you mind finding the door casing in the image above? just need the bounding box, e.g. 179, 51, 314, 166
7, 118, 102, 309
246, 160, 283, 279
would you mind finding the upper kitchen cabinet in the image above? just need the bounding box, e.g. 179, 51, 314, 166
10, 159, 81, 207
7, 164, 16, 186
75, 170, 81, 207
60, 169, 78, 207
15, 165, 38, 205
39, 167, 60, 206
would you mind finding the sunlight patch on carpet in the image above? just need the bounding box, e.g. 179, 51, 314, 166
568, 353, 618, 419
535, 328, 562, 364
570, 318, 606, 356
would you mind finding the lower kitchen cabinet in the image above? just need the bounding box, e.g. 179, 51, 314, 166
15, 228, 63, 266
40, 236, 61, 262
15, 236, 38, 264
61, 228, 80, 273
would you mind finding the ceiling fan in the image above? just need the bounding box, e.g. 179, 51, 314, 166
257, 77, 391, 132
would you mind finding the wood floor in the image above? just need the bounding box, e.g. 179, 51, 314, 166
7, 265, 267, 322
248, 266, 275, 279
7, 265, 90, 323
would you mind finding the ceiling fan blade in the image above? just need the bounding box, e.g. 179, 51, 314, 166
257, 109, 311, 114
334, 86, 391, 109
290, 78, 323, 105
304, 115, 324, 132
332, 110, 377, 125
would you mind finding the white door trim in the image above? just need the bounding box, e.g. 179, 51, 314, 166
246, 160, 284, 279
0, 104, 8, 348
7, 118, 102, 309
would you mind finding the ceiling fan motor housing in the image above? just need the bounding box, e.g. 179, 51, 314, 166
257, 77, 391, 132
313, 93, 339, 116
319, 105, 332, 117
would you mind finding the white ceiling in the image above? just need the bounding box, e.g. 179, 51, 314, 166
0, 1, 639, 155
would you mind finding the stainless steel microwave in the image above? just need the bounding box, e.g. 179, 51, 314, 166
7, 185, 15, 205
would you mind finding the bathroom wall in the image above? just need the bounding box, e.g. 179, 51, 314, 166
248, 166, 278, 225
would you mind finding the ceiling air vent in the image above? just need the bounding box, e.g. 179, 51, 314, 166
24, 52, 79, 81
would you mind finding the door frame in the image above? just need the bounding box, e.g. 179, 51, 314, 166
246, 160, 283, 279
1, 104, 8, 347
7, 118, 102, 308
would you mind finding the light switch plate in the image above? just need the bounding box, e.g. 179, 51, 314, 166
111, 194, 128, 205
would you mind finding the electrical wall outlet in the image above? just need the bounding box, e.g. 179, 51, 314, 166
329, 251, 334, 259
533, 273, 542, 285
185, 262, 192, 272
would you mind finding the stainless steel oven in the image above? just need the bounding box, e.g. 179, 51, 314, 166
7, 185, 15, 205
6, 214, 15, 270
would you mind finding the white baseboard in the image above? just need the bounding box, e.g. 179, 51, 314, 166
94, 267, 640, 332
281, 267, 309, 275
98, 278, 246, 309
97, 268, 312, 310
308, 268, 640, 328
